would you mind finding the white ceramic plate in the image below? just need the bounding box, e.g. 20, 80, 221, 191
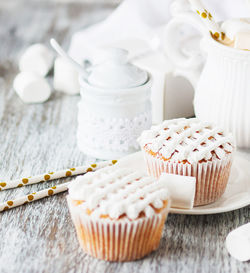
117, 151, 250, 215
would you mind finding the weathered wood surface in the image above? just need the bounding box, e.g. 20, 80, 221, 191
0, 1, 249, 273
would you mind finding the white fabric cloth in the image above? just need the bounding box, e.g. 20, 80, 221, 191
69, 0, 250, 62
68, 0, 250, 124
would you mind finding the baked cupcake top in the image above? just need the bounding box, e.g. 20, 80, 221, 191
138, 118, 234, 164
68, 166, 169, 220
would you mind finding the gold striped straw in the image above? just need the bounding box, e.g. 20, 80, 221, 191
188, 0, 225, 41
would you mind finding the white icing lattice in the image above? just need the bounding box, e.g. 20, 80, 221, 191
68, 166, 169, 220
138, 118, 234, 163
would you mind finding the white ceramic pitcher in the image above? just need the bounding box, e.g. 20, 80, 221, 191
164, 8, 250, 148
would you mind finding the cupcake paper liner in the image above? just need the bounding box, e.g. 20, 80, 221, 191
67, 197, 170, 261
143, 150, 233, 206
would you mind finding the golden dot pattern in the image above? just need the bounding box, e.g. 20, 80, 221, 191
28, 195, 34, 201
44, 174, 50, 180
22, 178, 29, 184
196, 9, 223, 40
7, 201, 13, 206
1, 160, 119, 211
66, 171, 72, 177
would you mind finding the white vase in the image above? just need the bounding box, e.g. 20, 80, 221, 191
164, 6, 250, 148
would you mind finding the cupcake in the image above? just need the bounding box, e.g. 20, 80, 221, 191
67, 166, 170, 261
138, 118, 235, 206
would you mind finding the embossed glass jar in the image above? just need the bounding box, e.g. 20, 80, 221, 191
77, 48, 152, 159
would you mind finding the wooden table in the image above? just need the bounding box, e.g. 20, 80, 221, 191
0, 1, 249, 272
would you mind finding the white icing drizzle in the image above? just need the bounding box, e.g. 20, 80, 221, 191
68, 166, 169, 220
137, 118, 234, 163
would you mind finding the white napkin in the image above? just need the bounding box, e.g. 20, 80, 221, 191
68, 0, 250, 63
68, 0, 171, 61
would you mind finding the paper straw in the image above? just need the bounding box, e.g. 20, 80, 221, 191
188, 0, 225, 41
0, 182, 70, 212
0, 159, 118, 191
0, 160, 118, 212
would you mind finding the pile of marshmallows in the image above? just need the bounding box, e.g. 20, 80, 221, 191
13, 44, 80, 103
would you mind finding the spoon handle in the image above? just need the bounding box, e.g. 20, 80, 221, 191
50, 38, 88, 79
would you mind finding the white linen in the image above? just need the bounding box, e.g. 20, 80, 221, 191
69, 0, 250, 62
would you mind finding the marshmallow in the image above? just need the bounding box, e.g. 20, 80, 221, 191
13, 72, 51, 103
221, 18, 250, 41
226, 223, 250, 262
158, 173, 196, 209
19, 44, 54, 76
234, 32, 250, 50
53, 57, 80, 95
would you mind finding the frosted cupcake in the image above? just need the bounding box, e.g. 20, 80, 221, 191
67, 166, 170, 261
138, 118, 235, 206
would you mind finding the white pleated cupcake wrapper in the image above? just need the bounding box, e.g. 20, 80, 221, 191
143, 151, 233, 206
67, 197, 170, 261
